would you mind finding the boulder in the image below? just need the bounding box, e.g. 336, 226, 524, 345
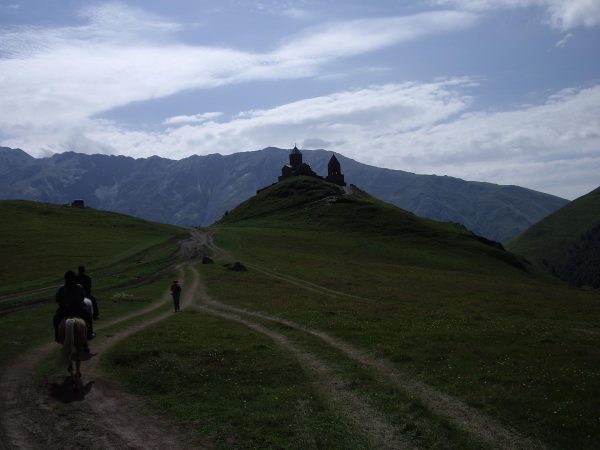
225, 262, 247, 271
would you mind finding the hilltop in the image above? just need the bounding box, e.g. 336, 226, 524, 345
507, 185, 600, 288
0, 146, 566, 242
219, 176, 535, 278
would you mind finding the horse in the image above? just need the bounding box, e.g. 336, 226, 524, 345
57, 317, 88, 386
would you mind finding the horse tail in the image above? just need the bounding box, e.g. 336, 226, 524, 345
84, 298, 94, 319
58, 318, 75, 367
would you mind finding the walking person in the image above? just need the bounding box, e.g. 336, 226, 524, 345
171, 280, 181, 312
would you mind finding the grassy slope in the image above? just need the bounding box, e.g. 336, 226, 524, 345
0, 199, 375, 449
0, 200, 186, 367
507, 186, 600, 286
507, 186, 600, 263
0, 200, 186, 296
102, 308, 373, 450
208, 177, 600, 449
221, 177, 537, 278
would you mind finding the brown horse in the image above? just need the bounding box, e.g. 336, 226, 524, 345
57, 317, 88, 386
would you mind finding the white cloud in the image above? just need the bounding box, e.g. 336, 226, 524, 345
433, 0, 600, 30
3, 79, 474, 158
274, 11, 476, 63
0, 5, 476, 140
163, 112, 223, 125
18, 80, 600, 200
1, 3, 598, 199
555, 32, 574, 47
389, 84, 600, 198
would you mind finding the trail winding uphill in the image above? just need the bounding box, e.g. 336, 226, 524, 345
0, 230, 546, 449
0, 263, 199, 450
200, 233, 545, 450
0, 229, 209, 450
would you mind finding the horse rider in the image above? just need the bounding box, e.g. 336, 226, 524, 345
53, 270, 94, 343
76, 265, 99, 320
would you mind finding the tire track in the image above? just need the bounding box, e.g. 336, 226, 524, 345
188, 265, 414, 450
203, 232, 545, 450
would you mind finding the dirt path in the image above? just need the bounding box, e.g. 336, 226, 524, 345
203, 232, 545, 450
0, 259, 202, 449
0, 228, 545, 449
188, 265, 414, 450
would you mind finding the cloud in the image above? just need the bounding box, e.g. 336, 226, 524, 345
1, 3, 598, 199
390, 84, 600, 198
273, 11, 477, 64
13, 80, 599, 200
432, 0, 600, 30
0, 4, 476, 137
163, 112, 223, 125
3, 78, 474, 157
555, 32, 574, 47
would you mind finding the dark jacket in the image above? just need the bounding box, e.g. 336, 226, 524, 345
55, 282, 87, 318
75, 273, 92, 298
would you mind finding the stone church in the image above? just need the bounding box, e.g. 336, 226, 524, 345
278, 145, 346, 186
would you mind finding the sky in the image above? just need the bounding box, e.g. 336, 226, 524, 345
1, 0, 599, 199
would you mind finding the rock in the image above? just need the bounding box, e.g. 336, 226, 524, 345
225, 262, 247, 271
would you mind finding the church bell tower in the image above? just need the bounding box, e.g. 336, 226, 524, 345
289, 144, 302, 168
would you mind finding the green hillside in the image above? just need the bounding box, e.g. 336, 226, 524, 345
186, 176, 598, 448
507, 186, 600, 287
220, 176, 532, 277
0, 200, 186, 296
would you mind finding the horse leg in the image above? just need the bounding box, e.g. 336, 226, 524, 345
75, 348, 82, 378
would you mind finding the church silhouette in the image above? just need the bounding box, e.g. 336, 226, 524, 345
278, 145, 346, 186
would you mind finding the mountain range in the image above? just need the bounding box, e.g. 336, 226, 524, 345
0, 146, 567, 242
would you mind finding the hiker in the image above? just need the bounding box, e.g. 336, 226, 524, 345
53, 270, 94, 342
76, 265, 99, 320
171, 280, 181, 312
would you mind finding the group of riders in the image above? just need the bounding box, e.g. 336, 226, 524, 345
53, 266, 99, 350
53, 267, 182, 351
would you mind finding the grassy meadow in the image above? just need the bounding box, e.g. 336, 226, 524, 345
102, 308, 374, 450
102, 178, 599, 448
0, 200, 186, 368
0, 200, 185, 297
2, 182, 598, 449
207, 226, 599, 449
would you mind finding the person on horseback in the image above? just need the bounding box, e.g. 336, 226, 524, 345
53, 270, 94, 342
76, 265, 99, 320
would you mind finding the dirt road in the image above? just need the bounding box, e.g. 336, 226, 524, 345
0, 230, 544, 449
0, 231, 209, 450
